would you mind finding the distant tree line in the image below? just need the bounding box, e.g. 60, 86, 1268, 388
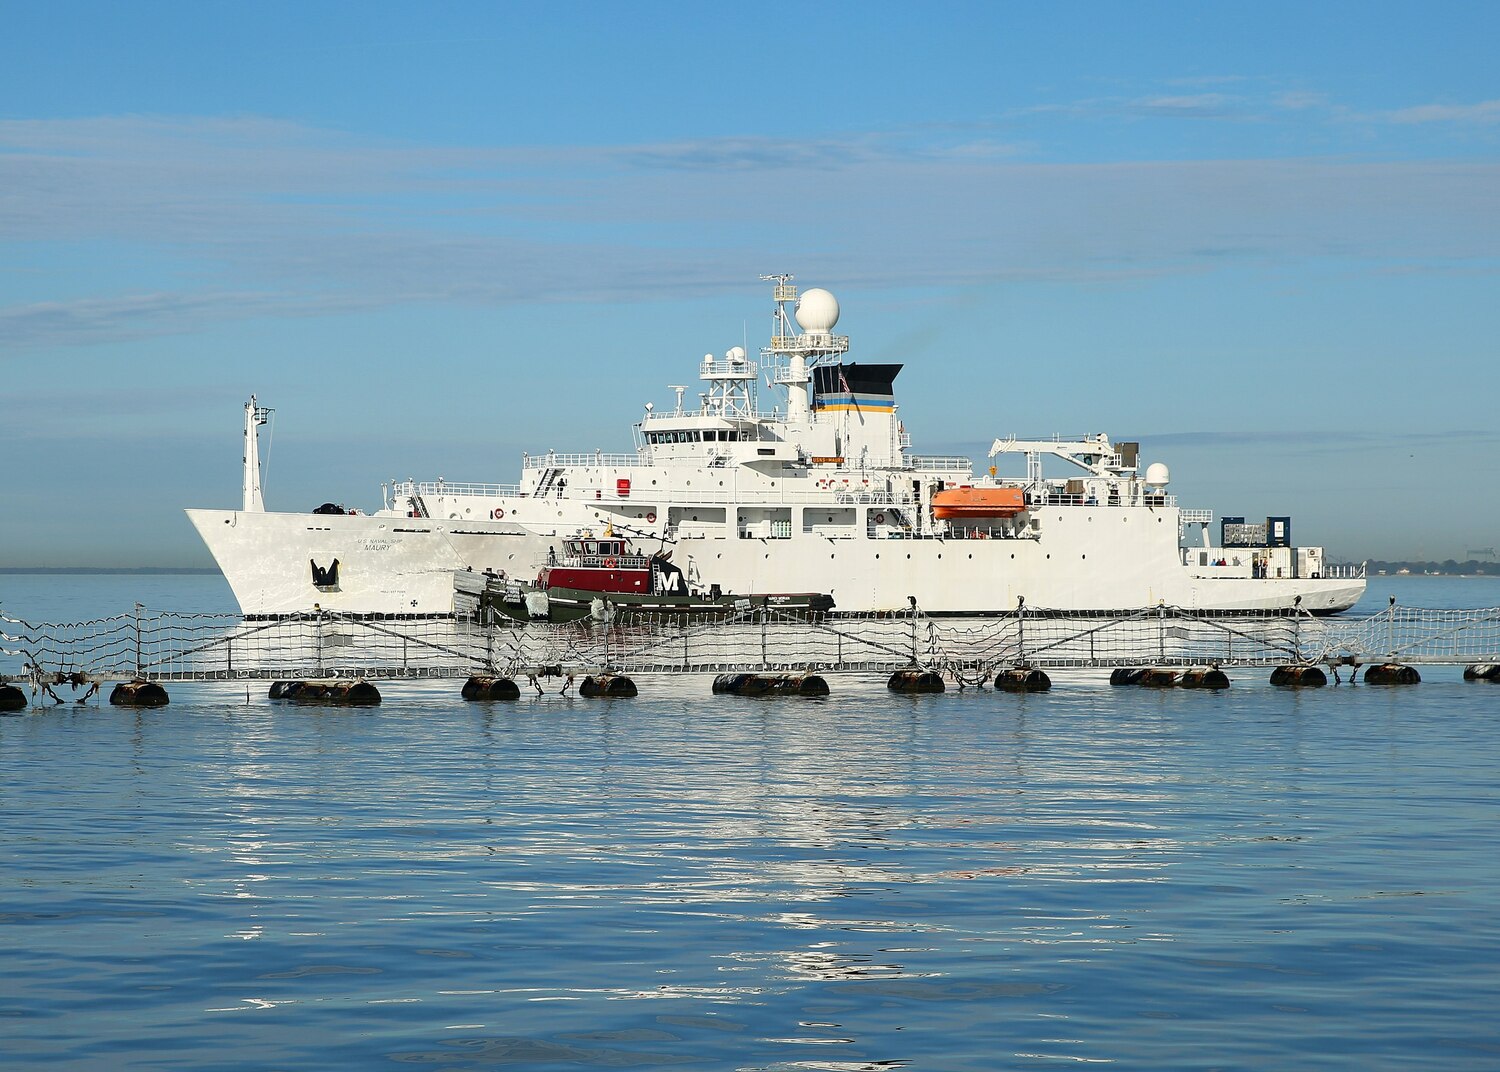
1363, 559, 1500, 576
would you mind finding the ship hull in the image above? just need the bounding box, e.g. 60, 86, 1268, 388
186, 509, 549, 616
190, 504, 1362, 617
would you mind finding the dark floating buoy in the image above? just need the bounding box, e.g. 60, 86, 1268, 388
1138, 668, 1180, 688
887, 669, 945, 693
1178, 667, 1231, 690
269, 679, 381, 705
1464, 663, 1500, 682
0, 683, 27, 712
578, 673, 638, 698
1270, 664, 1327, 688
109, 680, 170, 707
1363, 663, 1421, 686
994, 667, 1051, 692
711, 672, 829, 697
461, 675, 521, 701
1110, 668, 1146, 686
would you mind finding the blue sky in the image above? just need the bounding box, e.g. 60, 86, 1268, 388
2, 1, 1497, 566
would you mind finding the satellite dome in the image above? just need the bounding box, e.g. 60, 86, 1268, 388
1145, 462, 1170, 487
795, 288, 840, 333
726, 346, 747, 364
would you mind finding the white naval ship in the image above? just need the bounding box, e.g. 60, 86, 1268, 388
188, 275, 1365, 617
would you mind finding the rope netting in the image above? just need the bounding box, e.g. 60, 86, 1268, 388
5, 603, 1500, 683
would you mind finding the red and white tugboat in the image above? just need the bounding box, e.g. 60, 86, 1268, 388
486, 532, 835, 623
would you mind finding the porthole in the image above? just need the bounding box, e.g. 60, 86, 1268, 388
1011, 553, 1015, 559
967, 554, 973, 559
906, 553, 911, 559
1046, 554, 1051, 559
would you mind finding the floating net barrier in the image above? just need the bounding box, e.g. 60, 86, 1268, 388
5, 603, 1500, 684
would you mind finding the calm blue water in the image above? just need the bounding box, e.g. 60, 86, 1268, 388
4, 574, 1500, 1070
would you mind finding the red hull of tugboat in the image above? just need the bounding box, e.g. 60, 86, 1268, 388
541, 566, 650, 594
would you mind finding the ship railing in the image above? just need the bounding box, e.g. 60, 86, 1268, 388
1322, 563, 1367, 580
1029, 491, 1178, 508
393, 480, 525, 499
522, 452, 643, 469
699, 359, 760, 378
910, 455, 974, 472
670, 489, 917, 506
562, 554, 653, 570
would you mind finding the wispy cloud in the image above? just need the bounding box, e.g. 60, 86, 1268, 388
0, 290, 376, 349
1385, 100, 1500, 125
1121, 93, 1243, 118
1273, 90, 1331, 112
3, 114, 1499, 352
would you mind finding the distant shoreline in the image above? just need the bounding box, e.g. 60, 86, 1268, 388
0, 567, 220, 575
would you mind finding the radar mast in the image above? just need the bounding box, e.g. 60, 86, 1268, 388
761, 273, 848, 423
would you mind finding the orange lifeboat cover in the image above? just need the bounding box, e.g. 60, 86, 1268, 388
931, 486, 1026, 520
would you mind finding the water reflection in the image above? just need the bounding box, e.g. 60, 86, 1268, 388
4, 672, 1498, 1070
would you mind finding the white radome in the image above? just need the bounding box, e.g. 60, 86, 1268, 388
795, 288, 839, 333
1145, 462, 1171, 487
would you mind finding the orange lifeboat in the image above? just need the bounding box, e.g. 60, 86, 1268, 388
931, 486, 1026, 520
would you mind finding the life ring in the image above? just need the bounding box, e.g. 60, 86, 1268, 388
491, 508, 505, 520
645, 512, 657, 524
603, 556, 618, 569
874, 512, 886, 525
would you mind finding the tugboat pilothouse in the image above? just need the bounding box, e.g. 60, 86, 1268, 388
188, 274, 1366, 616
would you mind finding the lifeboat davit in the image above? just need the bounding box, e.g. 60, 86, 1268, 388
931, 486, 1026, 520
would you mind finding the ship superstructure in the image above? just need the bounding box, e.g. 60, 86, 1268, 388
188, 276, 1365, 616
